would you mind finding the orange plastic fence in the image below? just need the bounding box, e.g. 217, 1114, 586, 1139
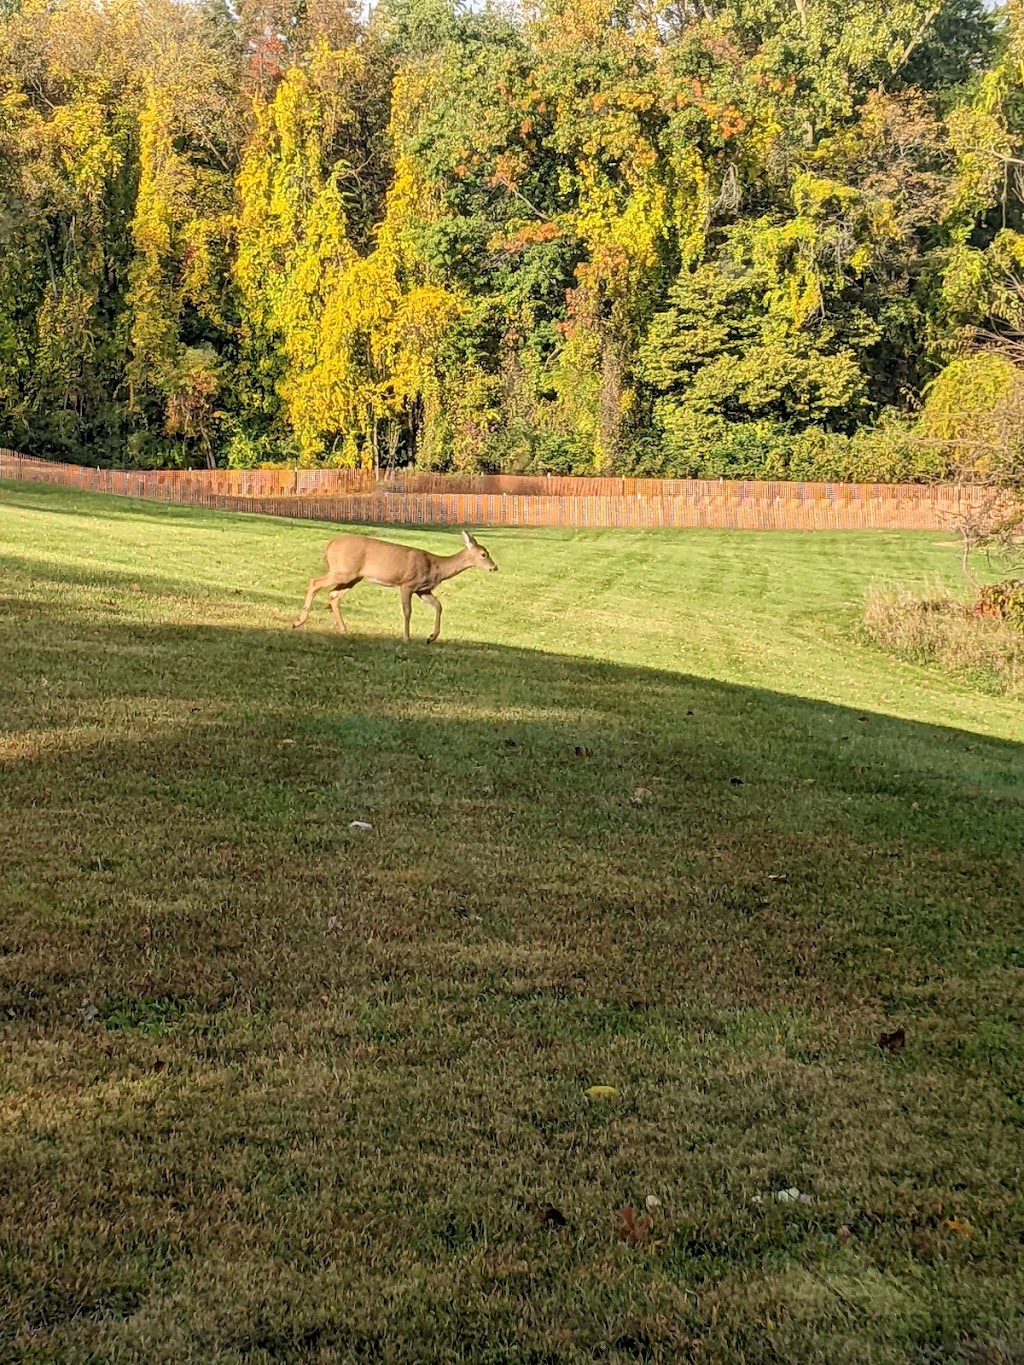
0, 450, 987, 531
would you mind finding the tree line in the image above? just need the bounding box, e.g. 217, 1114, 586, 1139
1, 0, 1023, 478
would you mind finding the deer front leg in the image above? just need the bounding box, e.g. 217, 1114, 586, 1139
399, 585, 413, 643
419, 590, 442, 642
293, 573, 335, 628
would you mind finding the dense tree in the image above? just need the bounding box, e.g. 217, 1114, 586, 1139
0, 0, 1020, 475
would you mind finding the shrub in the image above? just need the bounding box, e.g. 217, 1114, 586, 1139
918, 353, 1024, 465
647, 405, 950, 482
863, 584, 1024, 696
976, 579, 1024, 630
224, 427, 299, 469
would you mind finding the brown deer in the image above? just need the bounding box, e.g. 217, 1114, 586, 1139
292, 529, 498, 643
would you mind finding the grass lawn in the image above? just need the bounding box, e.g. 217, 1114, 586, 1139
1, 480, 1022, 1364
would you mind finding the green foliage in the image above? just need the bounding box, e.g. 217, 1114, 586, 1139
0, 0, 1017, 473
629, 409, 951, 481
918, 352, 1024, 448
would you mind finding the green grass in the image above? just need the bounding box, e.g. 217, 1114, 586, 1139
1, 479, 1022, 1365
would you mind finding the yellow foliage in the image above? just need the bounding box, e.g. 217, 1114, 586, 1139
237, 52, 465, 461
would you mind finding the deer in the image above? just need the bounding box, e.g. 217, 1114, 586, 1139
292, 529, 498, 643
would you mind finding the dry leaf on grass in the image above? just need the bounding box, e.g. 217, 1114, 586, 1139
944, 1217, 973, 1239
585, 1085, 619, 1101
539, 1204, 568, 1229
775, 1188, 814, 1205
877, 1026, 906, 1055
616, 1206, 654, 1246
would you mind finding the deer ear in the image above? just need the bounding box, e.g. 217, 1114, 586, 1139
461, 530, 476, 548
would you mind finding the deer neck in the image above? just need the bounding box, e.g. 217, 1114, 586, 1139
430, 548, 474, 585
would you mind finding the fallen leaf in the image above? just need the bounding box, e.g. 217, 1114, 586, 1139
574, 746, 593, 758
645, 1194, 661, 1212
775, 1188, 814, 1205
767, 874, 789, 883
729, 776, 743, 786
539, 1204, 568, 1228
320, 994, 330, 1005
585, 1085, 619, 1101
327, 916, 340, 930
277, 739, 295, 747
616, 1206, 654, 1246
348, 821, 372, 831
944, 1217, 973, 1239
877, 1026, 906, 1055
503, 737, 519, 749
78, 1001, 99, 1024
152, 1058, 166, 1074
632, 787, 653, 801
837, 1225, 851, 1242
686, 709, 694, 716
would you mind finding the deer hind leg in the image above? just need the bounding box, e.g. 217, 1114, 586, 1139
419, 590, 442, 643
328, 582, 356, 634
399, 586, 414, 643
293, 572, 337, 628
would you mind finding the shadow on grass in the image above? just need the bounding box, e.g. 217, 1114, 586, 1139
2, 588, 1021, 1005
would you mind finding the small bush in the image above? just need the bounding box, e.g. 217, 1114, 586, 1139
863, 585, 1024, 696
976, 579, 1024, 630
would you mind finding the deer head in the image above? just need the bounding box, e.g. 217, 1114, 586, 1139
461, 530, 499, 571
